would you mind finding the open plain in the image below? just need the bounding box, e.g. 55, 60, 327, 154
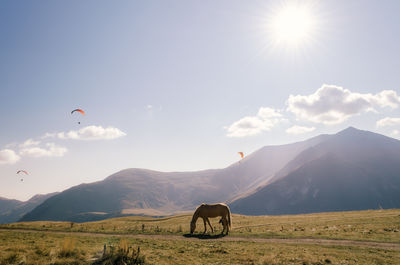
1, 209, 399, 264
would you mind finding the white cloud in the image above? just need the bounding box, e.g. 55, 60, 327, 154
286, 125, 316, 135
0, 149, 21, 164
287, 84, 400, 125
19, 138, 40, 148
257, 107, 284, 119
57, 125, 127, 140
392, 129, 400, 136
226, 107, 286, 137
369, 90, 400, 109
226, 116, 272, 137
376, 117, 400, 127
20, 143, 67, 158
41, 132, 57, 139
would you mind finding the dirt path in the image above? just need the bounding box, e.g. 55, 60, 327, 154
1, 228, 400, 251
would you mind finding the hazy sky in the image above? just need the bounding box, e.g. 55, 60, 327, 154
1, 0, 400, 200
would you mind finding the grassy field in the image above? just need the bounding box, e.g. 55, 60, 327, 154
0, 209, 399, 264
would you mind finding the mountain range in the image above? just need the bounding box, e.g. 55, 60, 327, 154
230, 127, 400, 214
0, 193, 58, 224
1, 127, 399, 223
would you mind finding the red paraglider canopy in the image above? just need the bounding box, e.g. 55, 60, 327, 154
17, 170, 28, 181
71, 109, 85, 115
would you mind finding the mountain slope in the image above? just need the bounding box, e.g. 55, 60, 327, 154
20, 136, 326, 222
230, 127, 400, 215
21, 169, 218, 222
20, 127, 400, 222
0, 193, 58, 224
0, 197, 20, 216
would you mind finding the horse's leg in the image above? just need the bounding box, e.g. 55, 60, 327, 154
206, 218, 213, 233
221, 217, 227, 234
202, 218, 207, 234
223, 215, 228, 235
225, 217, 229, 235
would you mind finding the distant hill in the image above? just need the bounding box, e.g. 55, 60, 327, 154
19, 134, 326, 222
18, 127, 400, 222
0, 193, 58, 224
230, 127, 400, 214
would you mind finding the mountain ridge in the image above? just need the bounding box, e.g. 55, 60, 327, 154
230, 127, 400, 214
14, 127, 400, 222
0, 192, 59, 224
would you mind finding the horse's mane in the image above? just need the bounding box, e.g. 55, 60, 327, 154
191, 204, 202, 223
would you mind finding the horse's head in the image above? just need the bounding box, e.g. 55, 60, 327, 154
190, 221, 196, 234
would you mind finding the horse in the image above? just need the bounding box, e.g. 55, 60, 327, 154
190, 203, 231, 235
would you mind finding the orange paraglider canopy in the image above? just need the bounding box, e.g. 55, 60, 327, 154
238, 152, 244, 159
71, 109, 85, 115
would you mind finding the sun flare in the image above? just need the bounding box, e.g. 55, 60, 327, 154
268, 2, 317, 48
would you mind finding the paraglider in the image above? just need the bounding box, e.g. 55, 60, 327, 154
71, 109, 85, 124
17, 170, 28, 181
71, 109, 85, 115
238, 152, 244, 159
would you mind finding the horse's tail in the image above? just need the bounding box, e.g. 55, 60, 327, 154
227, 205, 232, 229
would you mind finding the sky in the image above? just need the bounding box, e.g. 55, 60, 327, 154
1, 0, 400, 201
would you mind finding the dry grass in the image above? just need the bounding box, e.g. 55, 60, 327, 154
2, 209, 399, 243
58, 237, 78, 258
0, 209, 399, 264
0, 229, 399, 264
119, 239, 129, 253
92, 238, 146, 265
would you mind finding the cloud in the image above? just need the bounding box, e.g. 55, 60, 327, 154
376, 117, 400, 127
286, 125, 316, 134
226, 107, 286, 137
369, 90, 400, 109
20, 143, 67, 158
41, 133, 57, 139
56, 125, 127, 140
287, 85, 400, 125
19, 138, 40, 148
392, 129, 400, 136
0, 149, 21, 164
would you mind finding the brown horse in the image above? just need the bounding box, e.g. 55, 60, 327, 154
190, 203, 231, 235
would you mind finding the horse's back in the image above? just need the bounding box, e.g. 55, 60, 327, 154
200, 203, 228, 208
198, 203, 230, 217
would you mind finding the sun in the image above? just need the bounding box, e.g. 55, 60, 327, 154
268, 2, 317, 48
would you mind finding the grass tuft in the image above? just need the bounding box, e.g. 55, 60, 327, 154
0, 253, 21, 265
58, 237, 79, 258
92, 239, 146, 265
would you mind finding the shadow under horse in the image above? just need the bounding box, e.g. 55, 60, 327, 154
183, 233, 227, 239
189, 203, 232, 235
